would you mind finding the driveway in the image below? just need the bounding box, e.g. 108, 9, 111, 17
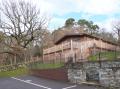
0, 75, 104, 89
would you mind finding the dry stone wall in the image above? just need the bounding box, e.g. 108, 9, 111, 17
67, 60, 120, 88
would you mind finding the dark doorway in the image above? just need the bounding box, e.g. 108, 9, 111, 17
86, 68, 99, 82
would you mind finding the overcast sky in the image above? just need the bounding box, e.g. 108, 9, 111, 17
1, 0, 120, 31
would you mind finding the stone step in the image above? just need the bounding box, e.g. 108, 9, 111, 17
82, 81, 101, 86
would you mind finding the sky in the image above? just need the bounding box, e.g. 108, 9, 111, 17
1, 0, 120, 32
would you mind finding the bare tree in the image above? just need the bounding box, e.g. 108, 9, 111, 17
112, 20, 120, 44
0, 0, 48, 49
0, 0, 49, 64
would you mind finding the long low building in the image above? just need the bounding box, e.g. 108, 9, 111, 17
43, 28, 119, 63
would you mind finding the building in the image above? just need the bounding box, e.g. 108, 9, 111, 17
43, 28, 119, 63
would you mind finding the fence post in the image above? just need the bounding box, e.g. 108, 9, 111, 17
115, 48, 117, 59
71, 40, 75, 63
14, 54, 16, 64
99, 52, 101, 68
10, 57, 12, 66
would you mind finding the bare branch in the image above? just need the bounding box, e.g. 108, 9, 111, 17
0, 0, 49, 48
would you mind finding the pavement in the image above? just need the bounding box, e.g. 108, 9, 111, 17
0, 75, 104, 89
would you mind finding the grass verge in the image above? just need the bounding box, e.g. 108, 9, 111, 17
30, 62, 64, 69
0, 67, 28, 77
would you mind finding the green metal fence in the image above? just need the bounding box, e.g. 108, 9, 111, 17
88, 51, 120, 61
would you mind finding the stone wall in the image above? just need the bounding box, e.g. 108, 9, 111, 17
68, 69, 86, 84
99, 68, 120, 88
67, 60, 120, 88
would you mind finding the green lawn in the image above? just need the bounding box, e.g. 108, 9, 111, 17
30, 62, 64, 69
0, 67, 28, 77
88, 51, 120, 61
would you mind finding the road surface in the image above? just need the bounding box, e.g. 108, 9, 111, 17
0, 75, 104, 89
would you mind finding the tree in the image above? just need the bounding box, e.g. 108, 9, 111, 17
41, 30, 54, 48
0, 0, 48, 49
78, 19, 99, 34
112, 20, 120, 44
65, 18, 75, 27
98, 28, 117, 42
0, 0, 49, 64
78, 19, 89, 27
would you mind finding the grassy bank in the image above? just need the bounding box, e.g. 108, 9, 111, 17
0, 67, 28, 77
30, 62, 64, 69
88, 51, 120, 61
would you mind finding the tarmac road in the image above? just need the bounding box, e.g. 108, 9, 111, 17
0, 75, 104, 89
